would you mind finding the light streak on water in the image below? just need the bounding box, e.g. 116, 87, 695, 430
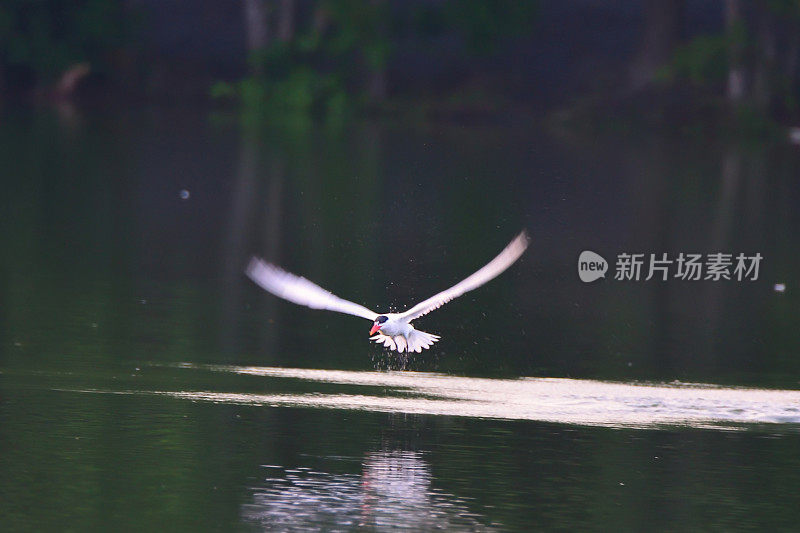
149, 364, 800, 430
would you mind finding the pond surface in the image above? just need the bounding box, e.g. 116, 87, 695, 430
1, 106, 800, 530
4, 362, 800, 530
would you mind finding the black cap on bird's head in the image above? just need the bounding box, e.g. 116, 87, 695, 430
369, 315, 388, 335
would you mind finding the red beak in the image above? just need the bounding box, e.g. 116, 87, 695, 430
369, 323, 381, 335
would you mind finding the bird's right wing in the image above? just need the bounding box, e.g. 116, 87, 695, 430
246, 258, 379, 321
399, 231, 529, 322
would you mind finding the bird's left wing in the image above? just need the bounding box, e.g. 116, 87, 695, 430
246, 258, 379, 321
399, 231, 529, 322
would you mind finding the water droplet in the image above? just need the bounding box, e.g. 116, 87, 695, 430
774, 283, 786, 293
179, 189, 190, 200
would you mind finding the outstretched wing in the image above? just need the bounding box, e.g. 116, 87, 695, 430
246, 258, 378, 321
399, 231, 529, 322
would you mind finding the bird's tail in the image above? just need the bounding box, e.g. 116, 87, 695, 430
370, 330, 441, 353
406, 329, 440, 353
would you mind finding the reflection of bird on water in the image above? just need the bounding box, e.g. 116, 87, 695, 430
359, 450, 433, 526
241, 450, 496, 530
246, 231, 529, 353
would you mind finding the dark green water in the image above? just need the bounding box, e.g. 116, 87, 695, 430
2, 106, 800, 530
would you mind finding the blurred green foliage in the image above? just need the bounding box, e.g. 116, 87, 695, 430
442, 0, 539, 55
213, 0, 538, 120
657, 33, 732, 86
211, 53, 350, 120
0, 0, 128, 84
657, 2, 800, 116
212, 0, 390, 121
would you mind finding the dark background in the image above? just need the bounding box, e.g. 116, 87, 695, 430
2, 1, 799, 126
2, 0, 800, 383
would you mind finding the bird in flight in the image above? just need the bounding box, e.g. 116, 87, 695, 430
246, 231, 529, 353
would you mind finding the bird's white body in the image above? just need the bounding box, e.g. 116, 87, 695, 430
246, 231, 529, 353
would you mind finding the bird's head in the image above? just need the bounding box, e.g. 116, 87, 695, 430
369, 315, 388, 335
